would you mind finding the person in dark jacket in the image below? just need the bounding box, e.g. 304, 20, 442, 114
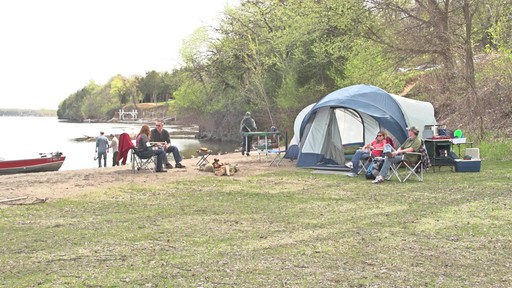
150, 120, 186, 169
240, 111, 257, 156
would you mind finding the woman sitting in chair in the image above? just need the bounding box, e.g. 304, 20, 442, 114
347, 131, 387, 177
136, 124, 167, 173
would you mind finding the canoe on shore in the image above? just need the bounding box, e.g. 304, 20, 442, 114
0, 152, 66, 175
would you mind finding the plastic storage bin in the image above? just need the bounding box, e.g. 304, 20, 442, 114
454, 159, 481, 172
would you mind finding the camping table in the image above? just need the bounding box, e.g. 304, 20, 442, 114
196, 149, 212, 166
450, 139, 473, 158
242, 131, 280, 160
424, 139, 455, 172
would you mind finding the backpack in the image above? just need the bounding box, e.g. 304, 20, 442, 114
366, 158, 384, 180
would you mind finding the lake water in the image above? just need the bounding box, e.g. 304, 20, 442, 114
0, 117, 239, 171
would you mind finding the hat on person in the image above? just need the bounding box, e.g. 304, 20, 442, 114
109, 134, 114, 137
245, 111, 251, 116
408, 126, 420, 135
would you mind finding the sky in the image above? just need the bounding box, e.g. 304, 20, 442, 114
0, 0, 238, 110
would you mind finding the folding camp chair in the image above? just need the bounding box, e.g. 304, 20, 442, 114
357, 156, 372, 174
388, 140, 430, 182
268, 149, 287, 166
131, 148, 156, 173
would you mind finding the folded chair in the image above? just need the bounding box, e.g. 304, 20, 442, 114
388, 140, 430, 182
131, 148, 156, 173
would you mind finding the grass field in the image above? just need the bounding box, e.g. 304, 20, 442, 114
1, 160, 511, 287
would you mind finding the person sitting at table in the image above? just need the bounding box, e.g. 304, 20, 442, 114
136, 124, 167, 173
347, 131, 387, 177
150, 120, 186, 169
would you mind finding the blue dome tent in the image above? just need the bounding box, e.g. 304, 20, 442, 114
296, 85, 437, 168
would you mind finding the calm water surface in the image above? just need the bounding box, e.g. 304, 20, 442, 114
0, 117, 239, 171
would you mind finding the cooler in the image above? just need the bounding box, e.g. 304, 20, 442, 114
454, 159, 481, 172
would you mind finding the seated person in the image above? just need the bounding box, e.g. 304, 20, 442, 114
372, 126, 422, 184
347, 131, 387, 177
136, 124, 167, 173
150, 120, 186, 169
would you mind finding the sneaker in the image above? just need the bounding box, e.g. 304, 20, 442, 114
246, 153, 250, 156
346, 172, 357, 177
346, 162, 353, 169
156, 169, 168, 173
165, 163, 174, 169
241, 150, 245, 156
175, 163, 186, 169
372, 175, 384, 184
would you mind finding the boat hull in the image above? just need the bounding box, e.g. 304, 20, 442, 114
0, 154, 66, 175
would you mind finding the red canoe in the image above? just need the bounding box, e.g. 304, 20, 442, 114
0, 152, 66, 175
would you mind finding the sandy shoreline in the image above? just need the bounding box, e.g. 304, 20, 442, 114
0, 151, 295, 205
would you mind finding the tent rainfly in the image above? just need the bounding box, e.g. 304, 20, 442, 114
296, 84, 437, 168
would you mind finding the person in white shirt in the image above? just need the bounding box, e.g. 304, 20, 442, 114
110, 134, 119, 166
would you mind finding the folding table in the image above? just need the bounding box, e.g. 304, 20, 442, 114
196, 149, 212, 166
242, 131, 280, 161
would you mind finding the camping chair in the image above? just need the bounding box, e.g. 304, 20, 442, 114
358, 156, 373, 174
388, 140, 430, 182
131, 148, 156, 173
268, 148, 287, 166
358, 145, 387, 175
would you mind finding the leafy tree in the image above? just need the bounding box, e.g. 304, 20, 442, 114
109, 75, 129, 106
57, 81, 98, 121
138, 71, 162, 103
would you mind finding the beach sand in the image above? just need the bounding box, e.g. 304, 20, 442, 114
0, 151, 295, 205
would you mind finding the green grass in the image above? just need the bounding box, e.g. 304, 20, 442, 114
478, 138, 512, 161
1, 161, 511, 287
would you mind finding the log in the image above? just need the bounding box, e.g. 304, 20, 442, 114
0, 196, 28, 203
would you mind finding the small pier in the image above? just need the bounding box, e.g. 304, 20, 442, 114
118, 109, 138, 120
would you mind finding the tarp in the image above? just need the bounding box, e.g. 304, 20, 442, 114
296, 84, 436, 168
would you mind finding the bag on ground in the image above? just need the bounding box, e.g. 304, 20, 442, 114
366, 158, 383, 180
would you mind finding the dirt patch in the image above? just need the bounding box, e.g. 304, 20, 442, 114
0, 152, 296, 205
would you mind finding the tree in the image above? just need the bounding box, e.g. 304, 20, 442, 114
138, 71, 162, 103
109, 75, 129, 107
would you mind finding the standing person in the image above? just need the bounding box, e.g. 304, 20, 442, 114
110, 134, 119, 166
150, 120, 186, 169
95, 131, 109, 168
136, 124, 167, 172
372, 126, 422, 184
347, 131, 387, 177
240, 111, 257, 156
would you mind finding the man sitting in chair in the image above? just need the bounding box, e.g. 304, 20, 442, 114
150, 120, 186, 169
372, 126, 422, 184
347, 131, 387, 177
